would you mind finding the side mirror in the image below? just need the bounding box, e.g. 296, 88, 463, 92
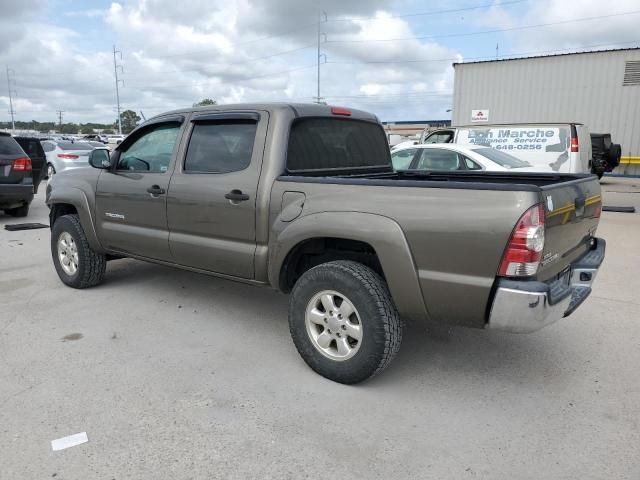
89, 148, 112, 169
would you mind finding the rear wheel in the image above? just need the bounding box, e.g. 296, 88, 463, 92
51, 214, 106, 288
288, 260, 402, 384
47, 163, 56, 178
5, 203, 30, 217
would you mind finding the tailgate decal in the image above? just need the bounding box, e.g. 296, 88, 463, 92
547, 194, 601, 224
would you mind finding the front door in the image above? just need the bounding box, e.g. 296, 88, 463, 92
167, 112, 267, 279
95, 121, 183, 261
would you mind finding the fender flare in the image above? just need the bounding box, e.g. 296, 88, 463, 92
269, 211, 429, 322
48, 187, 104, 252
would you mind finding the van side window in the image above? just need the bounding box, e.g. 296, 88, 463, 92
184, 121, 257, 174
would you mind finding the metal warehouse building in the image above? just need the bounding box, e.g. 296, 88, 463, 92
452, 47, 640, 175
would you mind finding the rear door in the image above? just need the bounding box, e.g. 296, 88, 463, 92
167, 111, 267, 278
95, 118, 184, 260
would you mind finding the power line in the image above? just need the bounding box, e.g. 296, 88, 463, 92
132, 24, 317, 60
325, 0, 527, 22
326, 10, 640, 43
325, 40, 640, 66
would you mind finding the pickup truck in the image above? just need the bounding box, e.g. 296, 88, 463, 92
46, 103, 606, 384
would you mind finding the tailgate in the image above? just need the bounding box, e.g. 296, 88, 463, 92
537, 176, 602, 280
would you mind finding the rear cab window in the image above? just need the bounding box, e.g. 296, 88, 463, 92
286, 118, 391, 175
184, 120, 257, 174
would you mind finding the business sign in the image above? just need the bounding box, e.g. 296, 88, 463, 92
456, 126, 571, 172
471, 109, 489, 123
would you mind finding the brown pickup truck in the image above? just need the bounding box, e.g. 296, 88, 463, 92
46, 103, 605, 384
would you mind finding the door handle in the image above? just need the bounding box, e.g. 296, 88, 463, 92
146, 185, 166, 196
225, 189, 250, 202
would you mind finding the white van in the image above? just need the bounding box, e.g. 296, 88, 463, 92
421, 123, 592, 174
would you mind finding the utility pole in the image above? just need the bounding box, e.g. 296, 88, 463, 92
5, 65, 16, 131
56, 110, 64, 128
113, 45, 124, 134
496, 43, 499, 59
314, 12, 327, 104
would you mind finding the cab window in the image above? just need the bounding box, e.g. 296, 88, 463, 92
117, 124, 180, 173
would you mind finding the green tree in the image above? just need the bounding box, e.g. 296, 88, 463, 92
102, 129, 114, 135
193, 98, 217, 107
60, 123, 79, 134
119, 110, 141, 134
80, 125, 95, 134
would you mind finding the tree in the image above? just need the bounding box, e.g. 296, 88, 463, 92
80, 125, 95, 135
102, 129, 114, 135
193, 98, 217, 107
119, 110, 141, 134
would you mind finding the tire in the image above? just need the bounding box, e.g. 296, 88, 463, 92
608, 144, 622, 168
596, 171, 604, 180
47, 163, 56, 178
288, 260, 402, 384
51, 214, 106, 289
5, 203, 30, 217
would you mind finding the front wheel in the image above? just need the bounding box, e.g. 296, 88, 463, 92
289, 261, 402, 384
51, 214, 106, 288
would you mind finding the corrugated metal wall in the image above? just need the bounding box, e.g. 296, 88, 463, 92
452, 49, 640, 173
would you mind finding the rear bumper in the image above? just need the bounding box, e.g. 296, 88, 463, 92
0, 184, 34, 207
488, 238, 605, 333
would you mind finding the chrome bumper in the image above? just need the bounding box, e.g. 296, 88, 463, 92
488, 238, 605, 333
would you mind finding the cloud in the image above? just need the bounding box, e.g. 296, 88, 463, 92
476, 0, 640, 52
1, 0, 460, 123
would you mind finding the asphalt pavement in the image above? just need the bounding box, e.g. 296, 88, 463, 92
1, 177, 639, 479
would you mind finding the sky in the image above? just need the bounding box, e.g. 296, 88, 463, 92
0, 0, 639, 124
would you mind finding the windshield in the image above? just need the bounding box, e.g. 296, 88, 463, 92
473, 147, 531, 168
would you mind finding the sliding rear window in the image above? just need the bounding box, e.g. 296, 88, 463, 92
286, 118, 391, 174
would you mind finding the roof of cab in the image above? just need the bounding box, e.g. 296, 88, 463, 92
144, 102, 379, 125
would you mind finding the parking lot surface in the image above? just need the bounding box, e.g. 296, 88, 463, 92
1, 177, 639, 479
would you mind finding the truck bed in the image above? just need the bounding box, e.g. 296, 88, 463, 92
280, 170, 595, 191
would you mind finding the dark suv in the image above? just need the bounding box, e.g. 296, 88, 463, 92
0, 132, 33, 217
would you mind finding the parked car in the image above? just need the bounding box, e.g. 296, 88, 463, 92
41, 140, 94, 177
79, 140, 112, 152
391, 143, 553, 172
421, 123, 592, 174
47, 103, 605, 384
83, 134, 108, 144
0, 132, 33, 217
590, 133, 621, 178
13, 136, 47, 193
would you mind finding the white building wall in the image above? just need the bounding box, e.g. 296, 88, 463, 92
452, 48, 640, 173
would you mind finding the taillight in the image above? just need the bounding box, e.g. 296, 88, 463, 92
58, 153, 79, 159
570, 137, 579, 153
594, 205, 602, 218
331, 106, 352, 116
12, 157, 32, 172
498, 204, 545, 277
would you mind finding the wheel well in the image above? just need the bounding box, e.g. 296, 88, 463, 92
279, 238, 383, 292
49, 203, 77, 228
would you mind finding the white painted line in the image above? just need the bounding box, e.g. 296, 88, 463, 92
51, 432, 88, 451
